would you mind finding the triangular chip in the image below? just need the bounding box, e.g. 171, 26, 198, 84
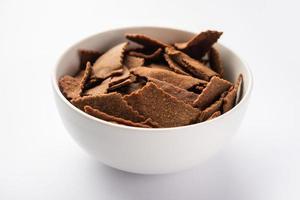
92, 42, 128, 79
84, 106, 151, 128
79, 62, 92, 93
148, 78, 198, 105
132, 66, 207, 89
124, 55, 145, 69
124, 82, 200, 127
164, 53, 189, 75
72, 92, 145, 123
59, 75, 81, 100
193, 76, 232, 110
223, 74, 243, 113
128, 48, 162, 61
209, 47, 224, 77
166, 47, 218, 81
174, 30, 222, 59
84, 77, 111, 96
79, 49, 102, 70
126, 33, 168, 48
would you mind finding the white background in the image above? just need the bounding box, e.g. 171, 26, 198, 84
0, 0, 299, 199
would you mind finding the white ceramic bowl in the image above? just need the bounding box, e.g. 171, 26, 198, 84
52, 27, 253, 174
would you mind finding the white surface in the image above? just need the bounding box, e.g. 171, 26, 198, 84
53, 26, 252, 174
0, 0, 299, 199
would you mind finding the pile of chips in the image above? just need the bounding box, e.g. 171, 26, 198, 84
59, 30, 243, 128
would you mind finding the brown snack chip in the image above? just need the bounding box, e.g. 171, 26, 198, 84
132, 66, 207, 89
72, 92, 145, 122
79, 62, 92, 93
79, 49, 102, 70
59, 75, 81, 100
174, 30, 223, 60
207, 111, 221, 120
109, 75, 136, 91
109, 67, 130, 87
223, 74, 243, 113
166, 47, 218, 81
124, 55, 145, 69
84, 106, 151, 128
193, 76, 232, 110
148, 78, 198, 105
126, 33, 168, 48
84, 77, 111, 96
128, 48, 162, 61
164, 53, 189, 75
209, 47, 224, 77
92, 42, 128, 79
124, 82, 200, 127
198, 98, 223, 122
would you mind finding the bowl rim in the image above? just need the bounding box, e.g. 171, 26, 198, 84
52, 26, 253, 132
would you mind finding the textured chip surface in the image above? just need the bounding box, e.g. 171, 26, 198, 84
124, 82, 200, 127
166, 47, 218, 80
223, 74, 243, 112
148, 78, 198, 105
92, 42, 128, 79
132, 66, 207, 89
193, 76, 232, 109
59, 75, 81, 100
72, 92, 145, 122
84, 106, 151, 128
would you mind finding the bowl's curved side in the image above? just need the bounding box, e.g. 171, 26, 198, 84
52, 26, 253, 174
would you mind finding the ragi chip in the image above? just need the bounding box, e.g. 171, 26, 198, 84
84, 106, 151, 128
223, 74, 243, 113
71, 92, 145, 123
132, 66, 207, 89
148, 78, 198, 105
92, 42, 128, 79
174, 30, 222, 60
126, 33, 168, 48
79, 62, 92, 93
84, 77, 111, 96
166, 47, 218, 81
124, 82, 200, 127
193, 76, 232, 110
59, 75, 81, 100
164, 53, 189, 75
